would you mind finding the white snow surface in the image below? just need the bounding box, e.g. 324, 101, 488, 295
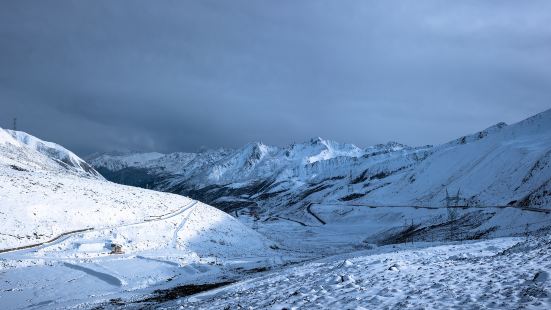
161, 236, 551, 309
0, 128, 102, 179
0, 129, 276, 309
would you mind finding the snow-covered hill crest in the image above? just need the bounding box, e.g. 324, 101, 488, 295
0, 128, 102, 179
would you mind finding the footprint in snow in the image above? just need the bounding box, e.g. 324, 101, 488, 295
334, 274, 355, 283
533, 271, 549, 285
388, 263, 400, 271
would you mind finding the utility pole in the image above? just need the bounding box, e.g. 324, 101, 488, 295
411, 219, 414, 244
13, 118, 17, 131
444, 187, 461, 241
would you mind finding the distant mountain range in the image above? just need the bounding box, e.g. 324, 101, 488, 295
87, 109, 551, 216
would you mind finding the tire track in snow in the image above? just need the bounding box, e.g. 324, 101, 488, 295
63, 263, 123, 286
171, 201, 199, 248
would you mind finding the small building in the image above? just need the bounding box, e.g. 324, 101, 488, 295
110, 243, 124, 254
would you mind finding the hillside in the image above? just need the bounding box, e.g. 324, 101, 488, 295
157, 236, 551, 310
0, 128, 276, 309
89, 109, 551, 215
1, 128, 102, 179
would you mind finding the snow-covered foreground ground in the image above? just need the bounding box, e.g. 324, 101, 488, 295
156, 236, 551, 310
3, 211, 551, 310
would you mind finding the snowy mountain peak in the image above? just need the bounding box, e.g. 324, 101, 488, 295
303, 139, 364, 164
243, 141, 269, 152
90, 151, 165, 171
242, 142, 270, 167
309, 137, 326, 145
450, 121, 509, 146
0, 129, 276, 310
372, 141, 409, 152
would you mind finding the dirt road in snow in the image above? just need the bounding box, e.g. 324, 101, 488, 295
0, 200, 197, 254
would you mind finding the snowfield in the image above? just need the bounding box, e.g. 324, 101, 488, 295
158, 236, 551, 310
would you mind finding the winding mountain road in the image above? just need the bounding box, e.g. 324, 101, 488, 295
310, 202, 551, 214
306, 203, 326, 225
0, 200, 198, 255
0, 228, 94, 254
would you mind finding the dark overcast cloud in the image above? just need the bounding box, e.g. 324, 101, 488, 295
1, 1, 550, 155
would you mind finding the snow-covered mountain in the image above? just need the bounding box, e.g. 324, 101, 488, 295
89, 109, 551, 214
1, 128, 102, 179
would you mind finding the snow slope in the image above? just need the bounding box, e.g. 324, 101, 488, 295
0, 128, 102, 178
158, 236, 551, 309
0, 128, 276, 309
369, 110, 551, 206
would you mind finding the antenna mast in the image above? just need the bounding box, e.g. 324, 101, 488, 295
13, 118, 17, 131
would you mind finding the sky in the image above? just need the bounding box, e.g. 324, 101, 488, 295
1, 1, 550, 155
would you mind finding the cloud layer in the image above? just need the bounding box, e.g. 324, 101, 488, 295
1, 1, 550, 155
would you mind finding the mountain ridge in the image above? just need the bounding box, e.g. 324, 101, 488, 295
0, 128, 103, 179
87, 108, 551, 214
